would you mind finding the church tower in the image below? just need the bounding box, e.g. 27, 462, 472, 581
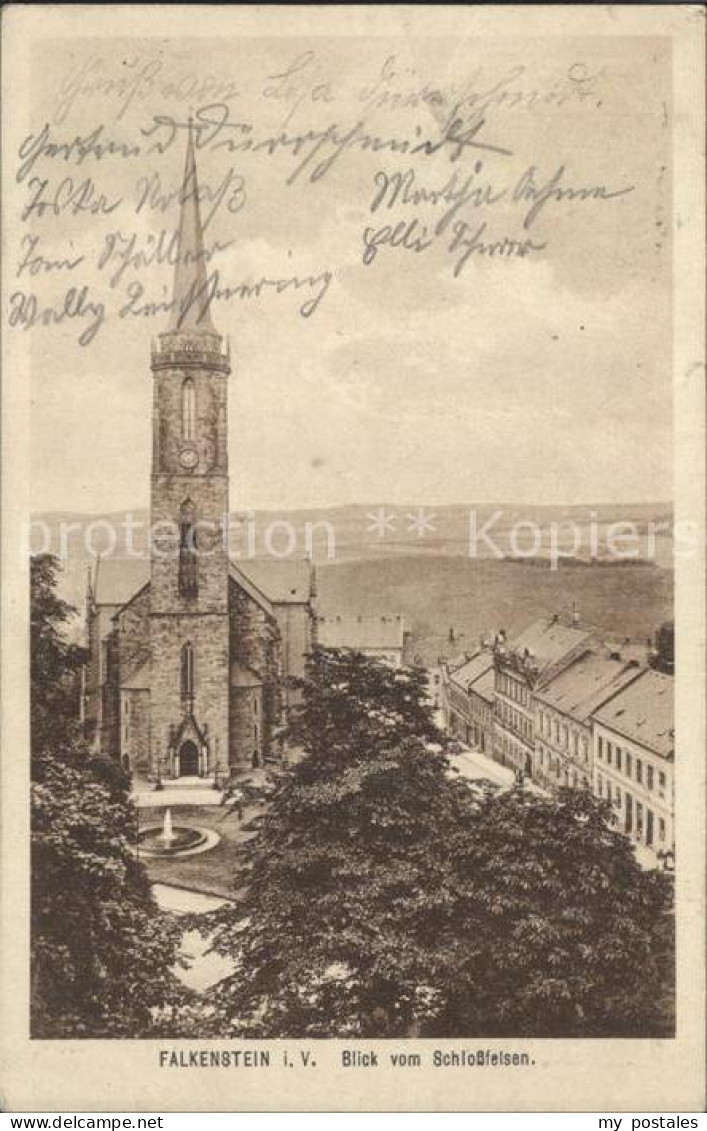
149, 124, 231, 779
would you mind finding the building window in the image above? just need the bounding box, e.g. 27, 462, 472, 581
179, 498, 198, 600
626, 753, 632, 778
180, 641, 195, 701
607, 744, 613, 766
573, 733, 579, 756
253, 697, 258, 716
659, 771, 666, 792
616, 746, 622, 771
659, 818, 666, 841
636, 759, 643, 785
647, 765, 654, 791
598, 736, 604, 759
124, 699, 129, 716
582, 737, 589, 761
182, 378, 196, 441
625, 792, 633, 833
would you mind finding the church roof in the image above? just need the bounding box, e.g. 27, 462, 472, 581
237, 558, 312, 604
91, 556, 311, 618
168, 120, 216, 334
93, 559, 149, 607
228, 562, 275, 616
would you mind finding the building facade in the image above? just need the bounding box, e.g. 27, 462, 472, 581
591, 668, 675, 865
83, 129, 316, 780
440, 650, 495, 753
492, 616, 595, 776
533, 650, 643, 792
316, 614, 405, 667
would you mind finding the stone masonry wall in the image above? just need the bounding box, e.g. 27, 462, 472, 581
228, 579, 281, 768
150, 613, 229, 776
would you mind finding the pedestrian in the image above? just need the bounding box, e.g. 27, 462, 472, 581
231, 787, 244, 821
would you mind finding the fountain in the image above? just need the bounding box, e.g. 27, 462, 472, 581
160, 807, 175, 847
138, 806, 218, 858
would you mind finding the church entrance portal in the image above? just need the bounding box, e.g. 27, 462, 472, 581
179, 740, 199, 777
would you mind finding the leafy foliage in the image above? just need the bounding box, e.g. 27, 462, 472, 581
437, 786, 674, 1037
206, 647, 673, 1038
30, 554, 87, 760
30, 554, 184, 1038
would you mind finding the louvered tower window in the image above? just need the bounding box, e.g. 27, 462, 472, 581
182, 378, 195, 441
178, 497, 198, 600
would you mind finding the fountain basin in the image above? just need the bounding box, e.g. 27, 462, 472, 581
138, 824, 208, 856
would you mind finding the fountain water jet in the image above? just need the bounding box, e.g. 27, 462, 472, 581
159, 807, 175, 846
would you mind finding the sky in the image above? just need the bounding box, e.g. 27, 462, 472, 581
19, 33, 672, 513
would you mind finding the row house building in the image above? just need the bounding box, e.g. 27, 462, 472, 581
492, 615, 595, 777
592, 668, 675, 863
533, 650, 643, 792
438, 613, 675, 867
441, 650, 495, 753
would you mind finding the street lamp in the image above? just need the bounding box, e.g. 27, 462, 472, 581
213, 737, 221, 789
154, 746, 163, 791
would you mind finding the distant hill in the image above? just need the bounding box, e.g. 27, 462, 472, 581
33, 501, 673, 658
31, 500, 674, 566
315, 555, 673, 665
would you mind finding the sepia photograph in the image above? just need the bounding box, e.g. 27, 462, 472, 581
1, 3, 704, 1114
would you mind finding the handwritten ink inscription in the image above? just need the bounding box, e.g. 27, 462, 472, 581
8, 50, 637, 347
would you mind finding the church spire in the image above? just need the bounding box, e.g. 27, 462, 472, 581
169, 118, 216, 334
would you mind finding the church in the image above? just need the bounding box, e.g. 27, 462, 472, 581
83, 127, 317, 781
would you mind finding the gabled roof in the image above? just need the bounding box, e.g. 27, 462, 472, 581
501, 616, 595, 681
229, 562, 274, 616
592, 668, 674, 759
90, 555, 308, 618
93, 559, 149, 608
448, 651, 495, 691
536, 651, 644, 723
468, 663, 496, 705
237, 558, 312, 604
317, 614, 404, 651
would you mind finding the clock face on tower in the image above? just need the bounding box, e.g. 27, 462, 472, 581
179, 446, 199, 470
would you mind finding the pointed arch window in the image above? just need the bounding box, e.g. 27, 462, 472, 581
180, 642, 195, 702
178, 497, 198, 600
182, 378, 195, 442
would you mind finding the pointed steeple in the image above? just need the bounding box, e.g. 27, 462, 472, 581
169, 119, 216, 334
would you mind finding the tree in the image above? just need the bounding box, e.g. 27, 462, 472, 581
30, 554, 184, 1037
205, 647, 673, 1039
437, 786, 673, 1037
207, 648, 465, 1037
650, 621, 675, 674
30, 554, 86, 759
